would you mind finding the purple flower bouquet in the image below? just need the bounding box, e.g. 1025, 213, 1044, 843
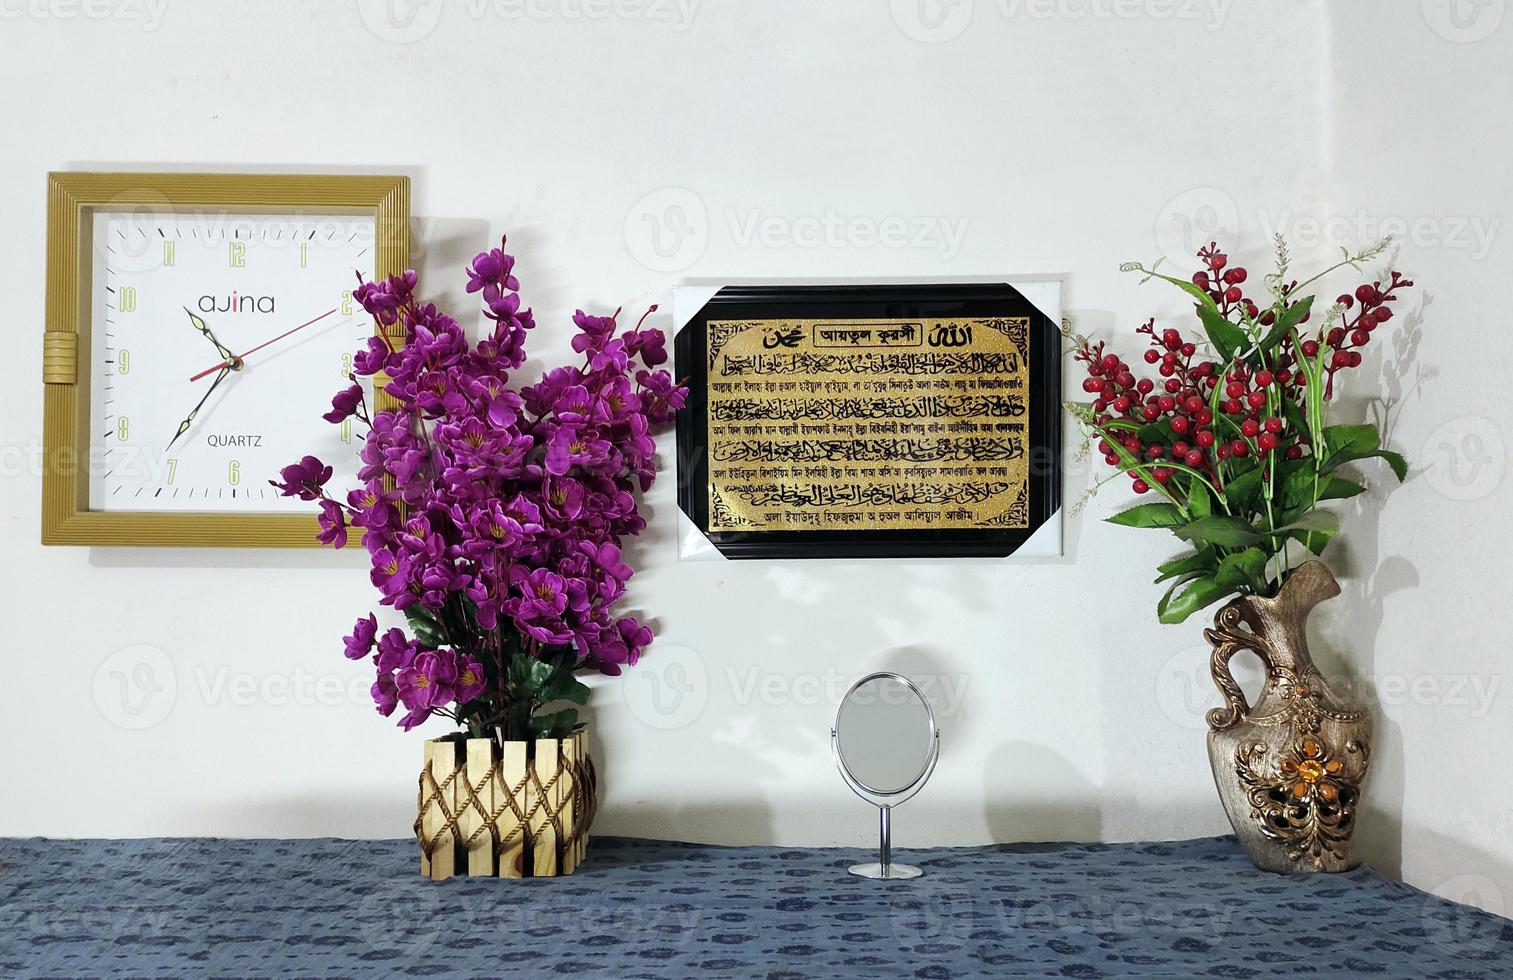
274, 237, 686, 743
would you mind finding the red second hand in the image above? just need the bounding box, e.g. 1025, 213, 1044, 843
188, 308, 339, 382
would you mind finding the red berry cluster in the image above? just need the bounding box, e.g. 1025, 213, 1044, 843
1315, 271, 1412, 397
1193, 244, 1260, 321
1078, 245, 1413, 497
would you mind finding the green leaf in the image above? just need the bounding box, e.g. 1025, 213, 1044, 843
1321, 424, 1407, 480
1290, 526, 1339, 556
1154, 547, 1217, 584
1281, 396, 1309, 440
1106, 502, 1185, 529
1173, 515, 1263, 548
1276, 460, 1316, 512
1334, 447, 1408, 481
540, 660, 591, 706
1133, 264, 1224, 312
1277, 510, 1340, 534
527, 708, 578, 739
1319, 475, 1366, 501
1157, 575, 1232, 624
1186, 478, 1212, 520
556, 679, 592, 706
1223, 463, 1265, 512
1214, 547, 1269, 592
1279, 466, 1365, 513
1275, 509, 1341, 554
1196, 305, 1249, 362
1257, 295, 1314, 352
1293, 337, 1327, 452
404, 609, 446, 648
1323, 424, 1379, 460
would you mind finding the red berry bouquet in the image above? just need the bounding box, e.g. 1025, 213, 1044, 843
1070, 238, 1412, 623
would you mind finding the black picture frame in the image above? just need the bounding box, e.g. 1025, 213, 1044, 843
674, 283, 1061, 559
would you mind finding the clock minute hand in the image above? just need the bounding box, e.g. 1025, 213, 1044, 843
188, 308, 339, 383
167, 365, 231, 452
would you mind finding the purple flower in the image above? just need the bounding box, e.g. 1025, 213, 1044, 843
503, 495, 545, 535
398, 705, 432, 731
322, 383, 365, 423
590, 337, 630, 373
271, 455, 332, 501
542, 478, 585, 522
515, 567, 568, 620
370, 549, 412, 601
348, 482, 397, 531
553, 385, 595, 424
376, 628, 418, 672
343, 614, 379, 660
582, 541, 634, 590
570, 309, 618, 354
397, 650, 459, 712
456, 658, 486, 703
463, 499, 528, 558
466, 247, 515, 294
352, 335, 393, 376
638, 368, 688, 425
317, 500, 348, 548
522, 365, 583, 417
545, 425, 612, 476
372, 672, 398, 717
300, 242, 681, 740
624, 327, 668, 367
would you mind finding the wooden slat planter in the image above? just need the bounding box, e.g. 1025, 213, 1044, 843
415, 728, 596, 879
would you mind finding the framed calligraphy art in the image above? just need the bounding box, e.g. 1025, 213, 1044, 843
674, 282, 1062, 560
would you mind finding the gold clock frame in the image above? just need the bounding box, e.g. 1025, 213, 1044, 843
41, 172, 410, 547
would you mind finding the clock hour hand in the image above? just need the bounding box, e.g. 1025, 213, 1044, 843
166, 365, 231, 452
184, 308, 237, 363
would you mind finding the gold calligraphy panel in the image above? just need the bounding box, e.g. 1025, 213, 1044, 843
705, 317, 1032, 532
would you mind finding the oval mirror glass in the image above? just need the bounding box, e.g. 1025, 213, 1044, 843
835, 675, 935, 795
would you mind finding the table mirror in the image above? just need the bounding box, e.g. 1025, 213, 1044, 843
831, 672, 940, 879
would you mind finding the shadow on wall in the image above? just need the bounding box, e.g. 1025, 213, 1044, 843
1399, 825, 1513, 922
1319, 292, 1431, 882
983, 740, 1102, 843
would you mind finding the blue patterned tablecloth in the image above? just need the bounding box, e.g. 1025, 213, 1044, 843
2, 835, 1510, 978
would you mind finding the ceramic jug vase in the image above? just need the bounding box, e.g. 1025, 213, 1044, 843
1205, 560, 1372, 873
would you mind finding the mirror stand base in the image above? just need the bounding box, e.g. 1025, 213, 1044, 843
848, 862, 923, 880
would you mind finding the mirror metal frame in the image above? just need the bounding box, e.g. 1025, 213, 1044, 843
831, 671, 941, 880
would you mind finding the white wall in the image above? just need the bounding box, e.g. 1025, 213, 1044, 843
1, 0, 1508, 916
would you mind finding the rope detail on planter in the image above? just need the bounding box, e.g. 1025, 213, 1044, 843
414, 749, 598, 865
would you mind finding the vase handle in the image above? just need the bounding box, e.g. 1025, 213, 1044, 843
1203, 598, 1273, 731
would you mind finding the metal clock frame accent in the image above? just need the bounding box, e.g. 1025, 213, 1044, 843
41, 172, 409, 547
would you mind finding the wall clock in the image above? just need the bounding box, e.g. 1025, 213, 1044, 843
41, 172, 409, 546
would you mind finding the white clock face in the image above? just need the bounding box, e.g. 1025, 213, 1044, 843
87, 210, 375, 513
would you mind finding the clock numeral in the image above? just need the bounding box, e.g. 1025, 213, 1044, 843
119, 286, 138, 312
117, 349, 131, 375
341, 418, 354, 445
341, 290, 354, 316
163, 241, 176, 267
116, 416, 130, 441
300, 242, 309, 268
228, 460, 241, 486
341, 352, 353, 377
229, 242, 247, 268
166, 459, 178, 484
